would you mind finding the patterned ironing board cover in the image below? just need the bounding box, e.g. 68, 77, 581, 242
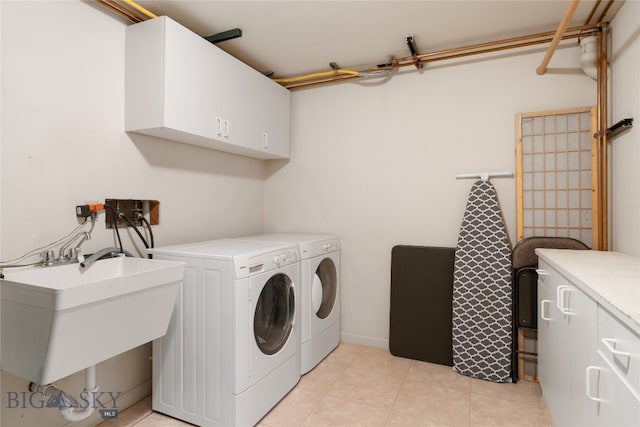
452, 180, 512, 382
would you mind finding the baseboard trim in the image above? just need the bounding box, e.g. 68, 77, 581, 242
340, 332, 388, 350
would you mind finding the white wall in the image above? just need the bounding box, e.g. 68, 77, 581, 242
610, 0, 640, 257
2, 1, 636, 425
265, 46, 596, 348
1, 1, 265, 426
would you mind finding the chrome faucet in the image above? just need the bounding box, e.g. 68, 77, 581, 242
39, 214, 97, 267
40, 231, 92, 266
40, 230, 92, 267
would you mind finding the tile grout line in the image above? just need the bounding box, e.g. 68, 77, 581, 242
382, 358, 414, 426
384, 361, 475, 424
317, 348, 411, 426
469, 378, 546, 409
299, 345, 365, 425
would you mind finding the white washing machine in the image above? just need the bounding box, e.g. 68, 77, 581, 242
239, 234, 340, 374
148, 239, 300, 426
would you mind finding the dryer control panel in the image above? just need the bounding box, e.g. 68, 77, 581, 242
301, 238, 340, 259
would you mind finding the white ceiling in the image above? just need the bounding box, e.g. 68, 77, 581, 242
132, 1, 623, 78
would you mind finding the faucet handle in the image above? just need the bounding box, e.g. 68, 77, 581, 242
41, 250, 56, 266
68, 247, 79, 261
68, 247, 88, 264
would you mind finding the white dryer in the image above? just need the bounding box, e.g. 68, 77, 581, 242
239, 234, 340, 374
148, 239, 300, 426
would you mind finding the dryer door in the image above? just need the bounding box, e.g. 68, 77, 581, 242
253, 273, 295, 355
312, 257, 337, 319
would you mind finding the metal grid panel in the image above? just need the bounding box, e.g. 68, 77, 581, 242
517, 108, 595, 248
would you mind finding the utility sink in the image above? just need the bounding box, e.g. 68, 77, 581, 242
1, 256, 185, 384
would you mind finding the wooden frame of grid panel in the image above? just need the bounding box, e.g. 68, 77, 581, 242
516, 106, 601, 249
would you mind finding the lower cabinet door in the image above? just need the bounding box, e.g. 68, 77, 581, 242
587, 354, 640, 426
537, 272, 564, 422
537, 261, 599, 426
566, 284, 599, 426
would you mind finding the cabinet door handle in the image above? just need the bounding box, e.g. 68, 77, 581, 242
601, 338, 632, 358
558, 286, 573, 315
585, 366, 604, 402
540, 299, 552, 321
536, 269, 550, 276
556, 285, 566, 310
261, 132, 268, 149
223, 120, 230, 138
556, 285, 572, 314
216, 117, 223, 136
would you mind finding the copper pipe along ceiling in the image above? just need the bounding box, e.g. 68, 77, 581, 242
536, 0, 580, 75
583, 0, 614, 26
414, 24, 594, 62
596, 0, 615, 23
121, 0, 157, 19
285, 23, 599, 90
287, 34, 586, 90
584, 0, 601, 25
97, 0, 145, 23
388, 34, 583, 71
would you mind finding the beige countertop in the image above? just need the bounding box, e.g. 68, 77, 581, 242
535, 249, 640, 334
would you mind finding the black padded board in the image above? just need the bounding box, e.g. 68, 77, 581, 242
390, 245, 455, 366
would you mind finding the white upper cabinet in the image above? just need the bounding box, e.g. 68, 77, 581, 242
125, 16, 290, 160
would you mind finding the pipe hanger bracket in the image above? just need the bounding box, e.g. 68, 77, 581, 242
406, 35, 423, 70
594, 118, 634, 139
204, 28, 243, 44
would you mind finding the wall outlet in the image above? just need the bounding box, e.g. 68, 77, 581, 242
105, 199, 159, 228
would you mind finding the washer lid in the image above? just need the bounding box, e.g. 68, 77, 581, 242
148, 239, 298, 278
238, 234, 340, 259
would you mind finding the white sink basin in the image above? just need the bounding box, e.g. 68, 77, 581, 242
1, 256, 185, 384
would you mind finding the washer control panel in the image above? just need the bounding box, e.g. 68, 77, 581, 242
238, 246, 299, 277
274, 249, 299, 266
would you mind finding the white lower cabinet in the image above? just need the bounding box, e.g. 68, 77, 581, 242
537, 256, 640, 427
588, 306, 640, 426
598, 306, 640, 396
537, 260, 599, 426
586, 352, 640, 426
537, 267, 569, 424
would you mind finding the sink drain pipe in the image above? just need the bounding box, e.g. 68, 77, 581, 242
29, 366, 99, 422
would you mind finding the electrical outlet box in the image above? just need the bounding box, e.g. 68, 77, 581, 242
105, 199, 159, 229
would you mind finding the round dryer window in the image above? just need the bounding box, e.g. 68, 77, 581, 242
312, 258, 337, 319
254, 273, 295, 355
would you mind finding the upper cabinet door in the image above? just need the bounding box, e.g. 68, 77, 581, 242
162, 17, 225, 140
125, 16, 290, 160
246, 69, 291, 158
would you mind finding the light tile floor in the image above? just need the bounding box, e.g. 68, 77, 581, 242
101, 343, 552, 426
